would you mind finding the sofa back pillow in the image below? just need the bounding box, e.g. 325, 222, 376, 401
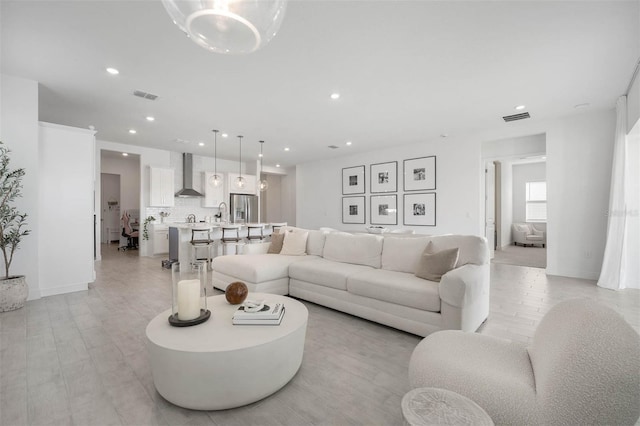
306, 230, 327, 256
280, 230, 309, 256
428, 235, 488, 266
415, 241, 460, 282
381, 237, 431, 273
267, 232, 285, 253
323, 232, 383, 268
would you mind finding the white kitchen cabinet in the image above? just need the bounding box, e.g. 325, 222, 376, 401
150, 167, 175, 207
202, 171, 226, 207
226, 172, 257, 195
152, 224, 169, 255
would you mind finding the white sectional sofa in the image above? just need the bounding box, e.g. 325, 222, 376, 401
211, 229, 490, 337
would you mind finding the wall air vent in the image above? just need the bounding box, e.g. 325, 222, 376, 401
328, 145, 340, 149
133, 90, 158, 100
503, 112, 530, 122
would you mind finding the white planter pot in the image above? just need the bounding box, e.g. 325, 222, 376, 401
0, 276, 28, 312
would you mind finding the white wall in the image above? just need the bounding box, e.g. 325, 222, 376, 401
297, 138, 480, 234
0, 74, 40, 298
282, 167, 297, 226
38, 122, 95, 296
263, 174, 283, 223
296, 109, 615, 280
101, 153, 140, 214
499, 160, 514, 249
512, 162, 546, 223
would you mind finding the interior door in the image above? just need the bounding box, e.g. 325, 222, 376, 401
485, 162, 496, 259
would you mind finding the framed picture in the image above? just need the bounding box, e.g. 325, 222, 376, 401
342, 196, 365, 224
403, 156, 436, 191
370, 195, 397, 225
370, 161, 397, 193
342, 165, 365, 195
403, 193, 436, 226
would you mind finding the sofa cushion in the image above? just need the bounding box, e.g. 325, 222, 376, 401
428, 235, 489, 266
289, 258, 374, 291
415, 242, 460, 282
306, 230, 327, 256
381, 236, 431, 273
211, 254, 316, 283
347, 269, 441, 312
267, 233, 285, 254
280, 230, 309, 256
323, 232, 384, 268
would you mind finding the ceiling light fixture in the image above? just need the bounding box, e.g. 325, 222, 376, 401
198, 142, 205, 146
128, 129, 137, 134
284, 147, 290, 152
276, 164, 281, 168
330, 93, 340, 100
235, 135, 246, 189
161, 0, 287, 55
209, 130, 223, 187
259, 141, 268, 192
146, 116, 155, 122
122, 152, 128, 157
345, 141, 352, 146
515, 105, 526, 111
222, 133, 228, 138
106, 67, 119, 75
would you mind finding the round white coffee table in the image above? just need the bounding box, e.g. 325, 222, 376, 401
146, 293, 308, 410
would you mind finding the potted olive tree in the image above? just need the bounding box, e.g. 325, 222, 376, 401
0, 142, 30, 312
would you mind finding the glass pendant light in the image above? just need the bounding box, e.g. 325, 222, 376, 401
209, 129, 223, 187
235, 135, 246, 189
259, 140, 268, 191
161, 0, 288, 55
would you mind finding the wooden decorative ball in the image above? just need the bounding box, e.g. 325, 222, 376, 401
225, 281, 248, 305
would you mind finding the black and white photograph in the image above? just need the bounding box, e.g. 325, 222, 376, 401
403, 193, 435, 226
342, 196, 365, 224
342, 165, 365, 194
370, 161, 397, 193
404, 156, 436, 191
371, 195, 397, 225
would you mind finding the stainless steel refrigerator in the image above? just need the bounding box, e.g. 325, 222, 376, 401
230, 193, 259, 223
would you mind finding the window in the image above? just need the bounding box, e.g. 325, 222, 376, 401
526, 181, 547, 222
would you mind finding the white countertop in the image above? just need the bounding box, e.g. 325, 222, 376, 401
167, 222, 268, 230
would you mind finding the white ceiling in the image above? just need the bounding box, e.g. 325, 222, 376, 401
2, 1, 638, 168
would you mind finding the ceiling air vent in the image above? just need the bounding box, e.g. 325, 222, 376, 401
328, 145, 340, 149
503, 112, 530, 122
133, 90, 158, 100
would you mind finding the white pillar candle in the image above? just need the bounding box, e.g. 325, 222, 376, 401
177, 279, 201, 321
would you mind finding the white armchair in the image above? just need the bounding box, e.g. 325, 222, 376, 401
512, 223, 545, 247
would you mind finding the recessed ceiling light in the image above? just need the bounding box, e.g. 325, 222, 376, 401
222, 133, 228, 138
345, 141, 352, 146
284, 147, 290, 152
330, 93, 340, 100
574, 103, 590, 109
198, 142, 205, 146
146, 116, 155, 122
122, 152, 128, 157
514, 105, 526, 111
128, 129, 137, 134
258, 153, 263, 158
276, 164, 281, 168
106, 67, 119, 75
542, 156, 547, 160
440, 134, 448, 138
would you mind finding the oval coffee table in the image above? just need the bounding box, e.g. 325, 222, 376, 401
146, 293, 308, 410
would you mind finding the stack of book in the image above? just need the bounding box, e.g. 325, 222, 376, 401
232, 302, 285, 325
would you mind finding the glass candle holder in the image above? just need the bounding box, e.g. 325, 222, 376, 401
169, 261, 210, 326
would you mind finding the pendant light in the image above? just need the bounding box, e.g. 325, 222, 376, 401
259, 140, 269, 192
161, 0, 288, 55
209, 129, 223, 187
235, 135, 246, 189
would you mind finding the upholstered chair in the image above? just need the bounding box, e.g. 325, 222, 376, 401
409, 298, 640, 425
512, 223, 545, 247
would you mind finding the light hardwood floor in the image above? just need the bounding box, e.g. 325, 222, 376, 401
1, 244, 638, 425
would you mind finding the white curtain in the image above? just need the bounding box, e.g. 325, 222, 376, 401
597, 96, 640, 290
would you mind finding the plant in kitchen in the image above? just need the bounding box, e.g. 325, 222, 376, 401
143, 216, 156, 240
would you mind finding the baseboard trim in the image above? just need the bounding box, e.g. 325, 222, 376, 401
39, 283, 88, 297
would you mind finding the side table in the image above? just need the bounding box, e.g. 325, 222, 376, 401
402, 387, 493, 426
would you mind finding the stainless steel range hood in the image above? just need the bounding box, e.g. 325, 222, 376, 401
175, 153, 204, 198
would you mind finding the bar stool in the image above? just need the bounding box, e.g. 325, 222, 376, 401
221, 225, 245, 255
190, 228, 214, 268
270, 222, 287, 235
246, 224, 265, 243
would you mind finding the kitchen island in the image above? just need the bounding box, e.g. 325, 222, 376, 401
168, 223, 270, 265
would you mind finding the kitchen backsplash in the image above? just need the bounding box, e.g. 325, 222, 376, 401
145, 197, 221, 224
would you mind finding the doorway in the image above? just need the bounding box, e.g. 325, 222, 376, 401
101, 173, 120, 244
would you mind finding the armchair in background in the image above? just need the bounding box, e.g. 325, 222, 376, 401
512, 223, 545, 247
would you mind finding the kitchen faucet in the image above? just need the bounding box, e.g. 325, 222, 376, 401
218, 202, 228, 223
187, 214, 196, 223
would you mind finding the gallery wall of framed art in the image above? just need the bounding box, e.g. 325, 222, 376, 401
341, 156, 437, 228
